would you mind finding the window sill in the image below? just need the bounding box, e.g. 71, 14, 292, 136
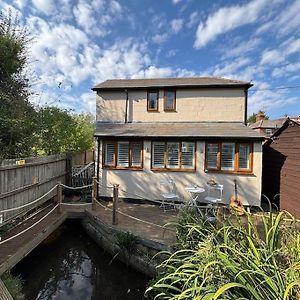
204, 169, 254, 175
103, 166, 143, 171
147, 110, 160, 113
164, 110, 177, 113
151, 168, 196, 173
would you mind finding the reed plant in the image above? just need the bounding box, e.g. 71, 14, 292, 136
146, 207, 300, 299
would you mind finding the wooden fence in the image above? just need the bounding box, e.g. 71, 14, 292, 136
0, 150, 95, 224
0, 154, 67, 223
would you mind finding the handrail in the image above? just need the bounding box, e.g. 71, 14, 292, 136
0, 205, 59, 245
73, 161, 94, 177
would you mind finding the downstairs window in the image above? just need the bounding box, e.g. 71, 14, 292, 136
152, 141, 195, 171
103, 141, 143, 169
205, 141, 253, 173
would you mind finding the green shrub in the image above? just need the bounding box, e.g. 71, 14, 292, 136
146, 209, 300, 299
115, 231, 139, 253
1, 272, 24, 300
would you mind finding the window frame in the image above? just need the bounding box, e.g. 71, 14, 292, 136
103, 140, 143, 170
164, 89, 176, 112
151, 140, 196, 172
147, 90, 159, 112
205, 141, 253, 174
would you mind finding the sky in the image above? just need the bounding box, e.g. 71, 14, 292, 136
1, 0, 300, 119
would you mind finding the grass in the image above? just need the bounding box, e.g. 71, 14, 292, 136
1, 272, 24, 300
115, 231, 139, 253
146, 206, 300, 299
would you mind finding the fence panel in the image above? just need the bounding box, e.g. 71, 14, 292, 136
0, 154, 67, 223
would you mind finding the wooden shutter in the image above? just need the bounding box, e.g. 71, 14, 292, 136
181, 142, 195, 169
206, 143, 219, 169
131, 142, 142, 167
152, 142, 165, 168
238, 143, 251, 170
166, 142, 180, 168
104, 142, 115, 166
221, 142, 235, 171
117, 141, 129, 167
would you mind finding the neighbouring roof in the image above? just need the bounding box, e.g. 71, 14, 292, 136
249, 119, 286, 129
95, 122, 264, 139
92, 77, 252, 91
264, 118, 300, 146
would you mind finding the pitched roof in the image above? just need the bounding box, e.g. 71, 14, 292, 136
264, 118, 300, 146
92, 77, 252, 91
95, 122, 264, 139
249, 119, 286, 129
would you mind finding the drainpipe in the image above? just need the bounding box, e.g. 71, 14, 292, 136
124, 89, 128, 123
244, 88, 248, 125
96, 137, 100, 199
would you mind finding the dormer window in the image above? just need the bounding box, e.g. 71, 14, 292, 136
147, 90, 159, 112
164, 90, 176, 111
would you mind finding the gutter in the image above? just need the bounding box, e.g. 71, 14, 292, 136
244, 88, 248, 125
124, 89, 128, 123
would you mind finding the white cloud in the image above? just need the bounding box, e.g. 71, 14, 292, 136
13, 0, 26, 9
221, 38, 261, 60
170, 18, 184, 33
194, 0, 269, 49
248, 85, 298, 114
260, 49, 284, 65
152, 33, 168, 44
79, 92, 96, 115
260, 38, 300, 67
32, 0, 55, 15
212, 57, 252, 78
132, 66, 173, 79
172, 0, 182, 4
187, 11, 199, 28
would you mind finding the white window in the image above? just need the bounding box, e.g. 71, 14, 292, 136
103, 141, 143, 169
117, 141, 129, 167
238, 144, 251, 170
181, 142, 195, 169
152, 141, 195, 170
205, 142, 253, 173
221, 142, 235, 171
104, 142, 115, 166
167, 142, 180, 168
152, 142, 165, 168
206, 143, 219, 169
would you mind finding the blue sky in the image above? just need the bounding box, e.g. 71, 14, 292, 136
1, 0, 300, 118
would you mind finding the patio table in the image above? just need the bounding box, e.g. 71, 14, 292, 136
185, 186, 205, 208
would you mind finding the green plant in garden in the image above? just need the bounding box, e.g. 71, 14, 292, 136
146, 208, 300, 299
115, 231, 139, 253
1, 272, 24, 300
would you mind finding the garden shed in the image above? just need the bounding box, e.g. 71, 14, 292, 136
262, 118, 300, 218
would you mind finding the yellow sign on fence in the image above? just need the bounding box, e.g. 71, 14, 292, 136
16, 160, 25, 166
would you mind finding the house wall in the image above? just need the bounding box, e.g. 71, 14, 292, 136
96, 140, 262, 207
263, 123, 300, 218
96, 89, 245, 123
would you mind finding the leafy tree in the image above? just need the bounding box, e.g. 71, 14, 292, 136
247, 111, 269, 123
34, 107, 95, 155
0, 11, 37, 159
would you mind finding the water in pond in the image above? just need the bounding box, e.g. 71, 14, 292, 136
12, 220, 149, 300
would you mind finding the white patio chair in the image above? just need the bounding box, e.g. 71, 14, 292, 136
160, 179, 180, 212
204, 184, 223, 204
204, 184, 224, 222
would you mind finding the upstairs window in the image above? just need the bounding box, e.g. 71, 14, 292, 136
164, 90, 176, 111
103, 141, 143, 169
152, 141, 195, 171
147, 90, 159, 111
205, 141, 253, 173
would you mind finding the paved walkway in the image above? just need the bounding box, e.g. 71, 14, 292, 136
92, 200, 178, 244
